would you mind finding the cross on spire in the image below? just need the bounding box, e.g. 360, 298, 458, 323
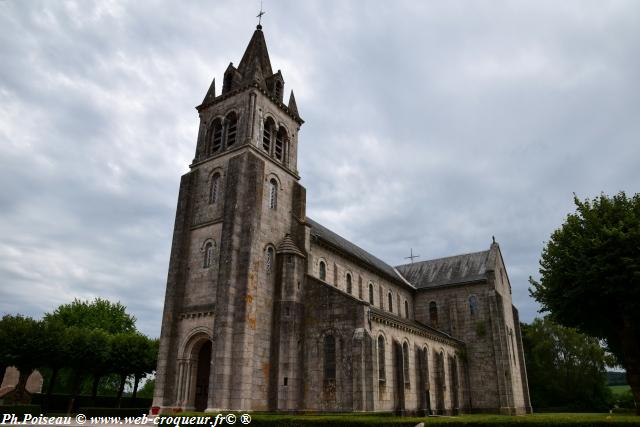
256, 0, 265, 27
405, 248, 420, 263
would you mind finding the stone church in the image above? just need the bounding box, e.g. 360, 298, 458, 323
152, 24, 532, 416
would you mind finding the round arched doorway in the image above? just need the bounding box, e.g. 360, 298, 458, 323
193, 340, 212, 412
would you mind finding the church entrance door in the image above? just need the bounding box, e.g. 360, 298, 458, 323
194, 341, 212, 412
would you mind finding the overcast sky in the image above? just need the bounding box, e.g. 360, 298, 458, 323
1, 1, 638, 337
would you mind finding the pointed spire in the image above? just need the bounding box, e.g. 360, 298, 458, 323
288, 90, 299, 116
238, 26, 273, 78
202, 78, 216, 104
248, 57, 267, 90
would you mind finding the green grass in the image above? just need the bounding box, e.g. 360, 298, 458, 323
156, 412, 640, 426
611, 385, 632, 396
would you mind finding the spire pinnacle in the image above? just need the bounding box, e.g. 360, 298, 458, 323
288, 90, 299, 116
202, 78, 216, 104
256, 0, 265, 29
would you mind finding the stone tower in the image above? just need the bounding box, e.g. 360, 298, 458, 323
152, 24, 307, 413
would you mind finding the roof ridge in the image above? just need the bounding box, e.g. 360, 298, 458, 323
395, 249, 489, 269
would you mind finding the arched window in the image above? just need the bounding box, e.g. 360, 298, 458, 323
368, 283, 374, 304
209, 173, 220, 204
405, 300, 409, 318
388, 292, 393, 313
275, 127, 286, 161
265, 247, 274, 274
319, 261, 326, 281
269, 178, 277, 209
203, 242, 214, 268
346, 273, 352, 294
377, 335, 386, 382
262, 118, 275, 153
209, 119, 223, 154
403, 341, 410, 387
358, 276, 363, 299
323, 335, 336, 386
469, 295, 478, 317
225, 112, 237, 147
429, 301, 438, 327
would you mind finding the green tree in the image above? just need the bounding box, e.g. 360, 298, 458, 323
44, 298, 136, 334
64, 327, 110, 413
521, 317, 612, 411
110, 333, 150, 406
530, 192, 640, 414
0, 315, 44, 404
39, 319, 69, 411
131, 338, 158, 399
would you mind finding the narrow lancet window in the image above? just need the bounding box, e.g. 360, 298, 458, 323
210, 173, 220, 204
323, 335, 336, 386
388, 292, 393, 313
225, 112, 237, 147
210, 120, 223, 154
346, 273, 352, 294
265, 246, 274, 274
269, 178, 277, 209
368, 283, 374, 304
263, 118, 275, 153
275, 127, 286, 161
429, 301, 438, 327
377, 335, 386, 382
403, 341, 410, 387
469, 295, 478, 317
319, 261, 326, 281
203, 242, 214, 268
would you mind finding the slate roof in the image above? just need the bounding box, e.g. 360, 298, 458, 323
396, 249, 492, 289
307, 218, 413, 289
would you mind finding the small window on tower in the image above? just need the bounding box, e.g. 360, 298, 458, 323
263, 118, 275, 153
210, 119, 223, 154
265, 246, 274, 274
388, 292, 393, 313
429, 301, 438, 327
203, 242, 214, 268
225, 112, 237, 147
209, 173, 220, 204
275, 127, 286, 161
368, 283, 374, 304
405, 300, 409, 318
269, 178, 278, 209
346, 273, 352, 294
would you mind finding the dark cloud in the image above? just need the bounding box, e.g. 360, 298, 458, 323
1, 1, 638, 336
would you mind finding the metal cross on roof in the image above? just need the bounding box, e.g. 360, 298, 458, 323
257, 1, 266, 26
405, 248, 420, 263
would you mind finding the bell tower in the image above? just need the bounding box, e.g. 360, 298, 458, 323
152, 24, 308, 413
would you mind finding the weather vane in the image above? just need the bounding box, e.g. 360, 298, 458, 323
405, 248, 420, 264
257, 0, 265, 27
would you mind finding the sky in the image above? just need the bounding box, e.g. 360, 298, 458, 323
1, 1, 639, 337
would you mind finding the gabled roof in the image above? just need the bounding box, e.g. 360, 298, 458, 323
307, 218, 413, 289
238, 26, 273, 77
396, 249, 492, 289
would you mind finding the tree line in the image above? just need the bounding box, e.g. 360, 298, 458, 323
0, 298, 157, 412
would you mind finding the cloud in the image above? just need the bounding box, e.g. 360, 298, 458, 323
1, 0, 639, 335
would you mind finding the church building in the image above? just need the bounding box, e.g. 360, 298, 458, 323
151, 24, 532, 415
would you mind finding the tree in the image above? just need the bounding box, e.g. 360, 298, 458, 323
530, 192, 640, 414
39, 319, 69, 411
131, 338, 158, 399
44, 298, 136, 335
109, 333, 151, 406
0, 315, 44, 404
521, 317, 612, 411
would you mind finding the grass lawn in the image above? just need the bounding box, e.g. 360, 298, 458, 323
159, 412, 640, 426
611, 385, 632, 396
